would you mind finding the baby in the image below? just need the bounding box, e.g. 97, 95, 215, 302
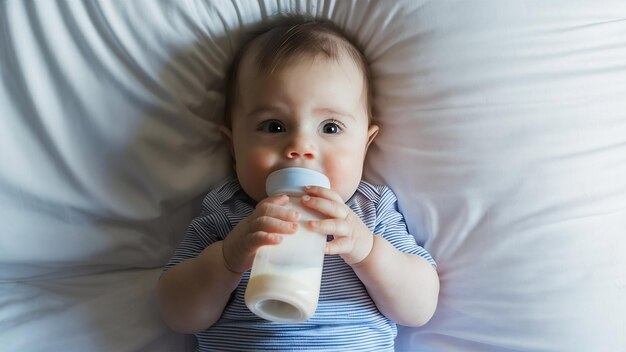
158, 14, 439, 351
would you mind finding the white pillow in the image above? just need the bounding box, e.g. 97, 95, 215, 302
1, 0, 624, 351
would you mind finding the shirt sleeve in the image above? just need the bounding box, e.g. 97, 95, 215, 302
374, 186, 436, 267
163, 213, 224, 271
164, 189, 233, 271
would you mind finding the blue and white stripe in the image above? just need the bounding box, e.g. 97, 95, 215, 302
165, 179, 435, 352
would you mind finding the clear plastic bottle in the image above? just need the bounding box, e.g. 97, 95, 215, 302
245, 167, 330, 323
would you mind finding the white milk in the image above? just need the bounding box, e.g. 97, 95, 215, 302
245, 168, 329, 323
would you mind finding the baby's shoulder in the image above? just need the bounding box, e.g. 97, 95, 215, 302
200, 178, 244, 214
355, 180, 397, 204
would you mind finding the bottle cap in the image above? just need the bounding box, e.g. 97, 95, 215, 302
266, 167, 330, 196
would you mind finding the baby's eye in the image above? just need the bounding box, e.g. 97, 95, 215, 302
258, 120, 286, 133
321, 121, 343, 134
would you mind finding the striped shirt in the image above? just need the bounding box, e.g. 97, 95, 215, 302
166, 179, 435, 352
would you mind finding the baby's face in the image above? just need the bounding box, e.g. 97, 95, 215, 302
224, 50, 378, 202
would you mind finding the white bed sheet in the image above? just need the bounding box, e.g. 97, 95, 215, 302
1, 1, 625, 351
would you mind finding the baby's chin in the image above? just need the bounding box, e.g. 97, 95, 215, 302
331, 179, 362, 203
337, 187, 359, 203
248, 190, 269, 204
235, 182, 265, 203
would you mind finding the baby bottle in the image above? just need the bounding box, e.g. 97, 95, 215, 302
245, 167, 330, 323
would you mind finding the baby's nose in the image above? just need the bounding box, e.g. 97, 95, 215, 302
288, 150, 315, 159
285, 134, 316, 159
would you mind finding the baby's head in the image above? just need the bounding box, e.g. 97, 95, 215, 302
221, 15, 378, 202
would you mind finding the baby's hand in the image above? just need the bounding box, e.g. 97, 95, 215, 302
301, 186, 374, 265
222, 194, 300, 273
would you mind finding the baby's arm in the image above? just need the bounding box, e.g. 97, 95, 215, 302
350, 235, 439, 327
158, 194, 300, 333
302, 186, 439, 327
158, 240, 243, 334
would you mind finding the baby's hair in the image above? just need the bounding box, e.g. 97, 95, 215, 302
223, 14, 373, 126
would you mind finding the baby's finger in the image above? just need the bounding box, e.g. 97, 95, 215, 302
303, 186, 343, 203
255, 197, 301, 222
259, 194, 291, 206
307, 219, 351, 237
251, 216, 298, 234
324, 237, 353, 256
301, 195, 349, 219
245, 231, 283, 250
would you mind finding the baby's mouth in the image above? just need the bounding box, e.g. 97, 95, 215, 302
273, 164, 322, 174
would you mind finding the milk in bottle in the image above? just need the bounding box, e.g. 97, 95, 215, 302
245, 167, 330, 323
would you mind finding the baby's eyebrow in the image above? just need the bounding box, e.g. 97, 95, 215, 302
315, 108, 355, 121
246, 106, 355, 121
247, 105, 287, 118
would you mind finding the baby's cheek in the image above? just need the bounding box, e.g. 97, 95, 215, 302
328, 172, 363, 202
241, 150, 289, 199
238, 176, 266, 202
235, 163, 267, 202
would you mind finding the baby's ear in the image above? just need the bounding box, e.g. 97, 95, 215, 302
219, 125, 235, 158
366, 124, 379, 151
